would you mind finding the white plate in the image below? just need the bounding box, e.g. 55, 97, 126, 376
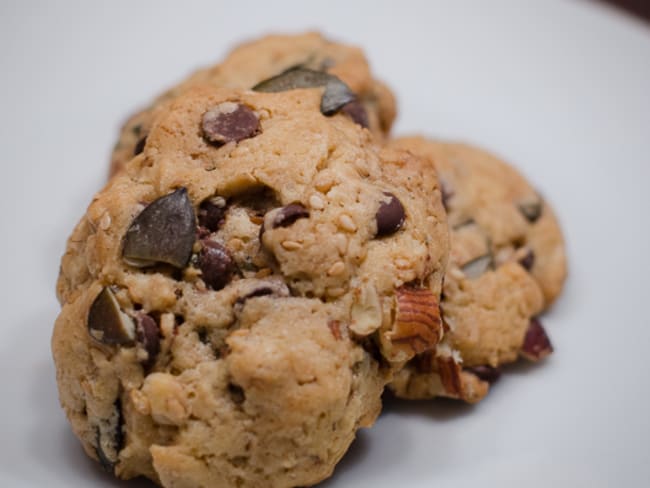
1, 0, 649, 486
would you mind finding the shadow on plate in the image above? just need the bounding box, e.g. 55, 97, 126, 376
380, 389, 477, 421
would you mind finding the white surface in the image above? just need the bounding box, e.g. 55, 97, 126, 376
0, 0, 648, 486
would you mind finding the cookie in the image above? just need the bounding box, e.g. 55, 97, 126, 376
53, 89, 448, 486
387, 137, 566, 403
110, 32, 397, 176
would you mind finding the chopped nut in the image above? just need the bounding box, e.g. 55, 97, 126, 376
386, 286, 443, 361
142, 373, 188, 426
350, 283, 383, 336
436, 354, 463, 398
129, 389, 151, 416
328, 320, 343, 340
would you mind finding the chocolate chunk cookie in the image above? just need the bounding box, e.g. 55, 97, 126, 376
53, 89, 448, 487
109, 32, 397, 176
387, 138, 566, 403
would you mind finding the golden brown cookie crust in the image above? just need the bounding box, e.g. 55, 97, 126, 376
387, 137, 565, 403
109, 32, 397, 177
53, 89, 447, 486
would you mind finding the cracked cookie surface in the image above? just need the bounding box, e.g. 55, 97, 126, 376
388, 137, 566, 403
110, 32, 397, 176
53, 89, 447, 487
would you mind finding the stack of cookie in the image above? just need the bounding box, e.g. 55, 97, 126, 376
52, 33, 566, 487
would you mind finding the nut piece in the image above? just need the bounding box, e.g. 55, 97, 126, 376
122, 188, 196, 269
198, 240, 236, 291
272, 203, 310, 228
388, 286, 443, 359
436, 353, 490, 403
436, 354, 464, 398
520, 318, 553, 361
518, 198, 543, 223
350, 283, 382, 336
461, 253, 493, 280
88, 287, 135, 346
375, 192, 406, 237
201, 102, 261, 146
328, 320, 343, 340
252, 67, 356, 116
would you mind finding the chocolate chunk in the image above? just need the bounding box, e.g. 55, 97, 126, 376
198, 196, 227, 232
136, 314, 160, 369
272, 203, 309, 228
253, 67, 331, 92
236, 281, 290, 305
375, 192, 405, 237
519, 249, 535, 271
133, 135, 147, 156
198, 240, 235, 291
466, 365, 501, 384
518, 198, 543, 223
461, 253, 493, 279
95, 399, 123, 473
228, 383, 245, 404
122, 188, 196, 269
202, 102, 261, 146
521, 318, 553, 361
95, 430, 115, 473
321, 77, 357, 115
87, 288, 135, 346
340, 100, 369, 128
252, 67, 356, 116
